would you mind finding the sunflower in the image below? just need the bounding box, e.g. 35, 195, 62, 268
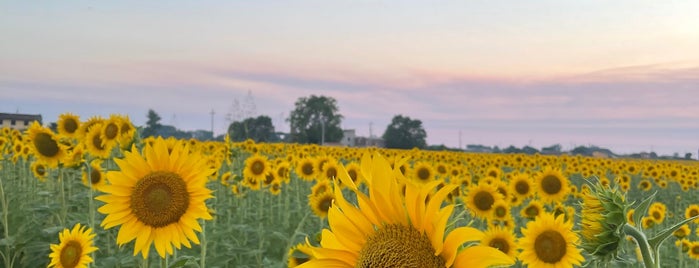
321, 160, 340, 180
244, 154, 271, 183
686, 204, 699, 224
535, 167, 570, 204
27, 122, 65, 168
96, 137, 214, 258
689, 241, 699, 260
343, 162, 363, 186
82, 159, 108, 192
48, 223, 98, 268
482, 225, 518, 258
288, 243, 315, 267
309, 190, 335, 218
296, 158, 316, 181
510, 173, 533, 200
648, 202, 666, 224
83, 123, 115, 159
100, 116, 121, 146
275, 161, 291, 183
490, 199, 511, 222
411, 161, 435, 184
31, 161, 49, 181
519, 212, 584, 268
673, 224, 690, 239
56, 113, 81, 139
311, 179, 332, 196
521, 199, 544, 220
269, 181, 282, 195
298, 153, 514, 268
464, 182, 504, 220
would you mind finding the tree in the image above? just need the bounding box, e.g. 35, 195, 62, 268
142, 109, 162, 137
287, 95, 343, 144
228, 115, 277, 142
382, 115, 427, 149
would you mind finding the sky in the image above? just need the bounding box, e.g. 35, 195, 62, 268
1, 1, 698, 156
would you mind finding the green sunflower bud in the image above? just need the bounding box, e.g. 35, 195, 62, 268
580, 180, 628, 262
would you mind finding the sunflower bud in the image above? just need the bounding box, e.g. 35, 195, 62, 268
580, 181, 628, 262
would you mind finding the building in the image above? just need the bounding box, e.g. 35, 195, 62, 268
340, 129, 385, 148
0, 113, 42, 131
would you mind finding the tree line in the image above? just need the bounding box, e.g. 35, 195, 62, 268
141, 94, 428, 149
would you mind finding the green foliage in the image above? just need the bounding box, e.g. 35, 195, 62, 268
382, 114, 427, 149
228, 115, 278, 142
141, 109, 162, 137
287, 95, 343, 144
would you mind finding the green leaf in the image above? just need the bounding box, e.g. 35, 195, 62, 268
632, 192, 656, 228
648, 214, 699, 250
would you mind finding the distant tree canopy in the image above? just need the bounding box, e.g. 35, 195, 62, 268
228, 115, 278, 142
287, 95, 343, 144
382, 114, 427, 149
142, 109, 162, 137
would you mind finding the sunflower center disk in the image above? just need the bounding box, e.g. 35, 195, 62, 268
515, 181, 530, 195
489, 238, 510, 255
90, 169, 101, 184
251, 161, 265, 175
92, 135, 105, 150
302, 163, 314, 175
474, 191, 495, 211
105, 123, 119, 139
60, 240, 82, 268
355, 224, 444, 268
131, 171, 189, 228
541, 175, 562, 194
417, 168, 431, 181
64, 120, 78, 133
534, 230, 567, 263
34, 132, 60, 157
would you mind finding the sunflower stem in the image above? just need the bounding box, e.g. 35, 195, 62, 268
623, 223, 655, 268
0, 171, 11, 268
84, 160, 97, 266
200, 220, 207, 268
161, 255, 168, 268
59, 167, 67, 227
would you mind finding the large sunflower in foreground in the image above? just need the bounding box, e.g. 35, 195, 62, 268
298, 153, 514, 268
48, 223, 98, 268
96, 137, 214, 258
518, 212, 584, 268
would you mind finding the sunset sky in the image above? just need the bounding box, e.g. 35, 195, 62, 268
2, 1, 698, 155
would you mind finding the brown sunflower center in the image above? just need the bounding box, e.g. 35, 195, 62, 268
437, 165, 447, 174
541, 175, 562, 195
35, 164, 47, 176
104, 123, 119, 140
277, 166, 288, 178
60, 240, 83, 268
693, 245, 699, 255
33, 132, 60, 157
131, 171, 189, 228
315, 195, 333, 214
302, 162, 314, 176
325, 167, 337, 179
251, 160, 265, 175
515, 181, 530, 195
356, 224, 445, 268
417, 168, 431, 181
652, 211, 662, 221
91, 133, 105, 150
525, 205, 540, 218
690, 209, 699, 218
90, 169, 101, 184
534, 230, 567, 264
494, 206, 508, 218
64, 119, 79, 134
474, 191, 495, 211
348, 169, 358, 182
489, 237, 511, 255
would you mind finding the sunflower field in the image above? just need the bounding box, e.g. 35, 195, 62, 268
1, 113, 699, 268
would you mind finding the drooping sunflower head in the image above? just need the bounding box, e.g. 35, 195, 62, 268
27, 122, 65, 168
57, 113, 81, 138
48, 223, 98, 268
519, 212, 585, 268
96, 137, 214, 259
580, 181, 628, 261
535, 167, 570, 204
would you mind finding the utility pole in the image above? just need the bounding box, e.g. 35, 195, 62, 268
210, 109, 215, 137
